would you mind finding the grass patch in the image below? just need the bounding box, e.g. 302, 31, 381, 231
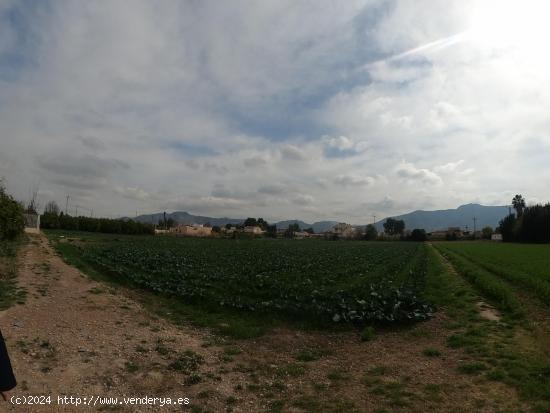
457, 361, 487, 375
295, 347, 331, 362
360, 326, 376, 342
124, 361, 139, 373
276, 362, 306, 378
327, 369, 350, 381
422, 348, 441, 357
168, 350, 204, 374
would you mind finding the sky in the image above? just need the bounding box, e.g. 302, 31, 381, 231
1, 0, 549, 224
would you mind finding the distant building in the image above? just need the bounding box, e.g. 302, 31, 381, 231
221, 226, 236, 234
173, 224, 212, 237
244, 226, 264, 235
23, 213, 40, 234
491, 233, 503, 241
293, 231, 310, 239
330, 223, 356, 239
428, 227, 465, 240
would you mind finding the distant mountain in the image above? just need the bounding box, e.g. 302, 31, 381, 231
373, 204, 509, 232
131, 204, 508, 234
132, 212, 339, 233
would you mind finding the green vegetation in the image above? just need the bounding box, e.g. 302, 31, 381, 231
48, 231, 432, 324
429, 244, 550, 412
436, 241, 550, 305
435, 246, 522, 315
498, 194, 550, 243
0, 183, 24, 240
41, 201, 153, 235
360, 326, 376, 342
0, 237, 26, 309
45, 230, 550, 411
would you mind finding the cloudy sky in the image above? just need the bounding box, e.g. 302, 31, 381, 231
1, 0, 549, 223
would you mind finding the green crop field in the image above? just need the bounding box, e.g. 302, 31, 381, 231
46, 232, 550, 410
49, 231, 432, 324
435, 241, 550, 306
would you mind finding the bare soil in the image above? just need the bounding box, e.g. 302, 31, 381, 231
0, 234, 524, 412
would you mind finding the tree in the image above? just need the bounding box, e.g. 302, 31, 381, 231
225, 223, 233, 230
41, 201, 61, 229
364, 224, 378, 240
257, 218, 268, 230
512, 194, 526, 217
26, 186, 40, 214
266, 224, 277, 238
409, 228, 427, 242
44, 201, 60, 215
304, 227, 314, 234
383, 218, 405, 236
243, 217, 258, 227
0, 184, 24, 240
284, 223, 300, 238
211, 225, 221, 233
498, 214, 517, 242
481, 226, 494, 240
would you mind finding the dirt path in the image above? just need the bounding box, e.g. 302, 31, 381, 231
0, 235, 524, 412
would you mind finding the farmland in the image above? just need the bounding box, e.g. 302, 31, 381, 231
7, 231, 548, 412
49, 232, 432, 325
435, 242, 550, 307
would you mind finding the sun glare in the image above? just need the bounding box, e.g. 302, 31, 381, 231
469, 0, 550, 58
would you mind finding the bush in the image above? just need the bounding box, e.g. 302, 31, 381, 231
0, 185, 24, 240
360, 326, 376, 342
409, 229, 427, 242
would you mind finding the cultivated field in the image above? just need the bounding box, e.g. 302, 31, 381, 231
435, 242, 550, 308
3, 232, 549, 412
65, 234, 432, 325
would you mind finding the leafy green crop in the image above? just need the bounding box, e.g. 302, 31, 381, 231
75, 236, 432, 323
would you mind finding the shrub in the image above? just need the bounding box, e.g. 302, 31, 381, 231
409, 229, 427, 242
361, 326, 376, 342
0, 185, 24, 240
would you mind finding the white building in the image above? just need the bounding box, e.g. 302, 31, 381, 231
330, 223, 357, 238
244, 226, 264, 235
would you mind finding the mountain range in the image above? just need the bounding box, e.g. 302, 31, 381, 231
372, 203, 510, 232
132, 203, 510, 233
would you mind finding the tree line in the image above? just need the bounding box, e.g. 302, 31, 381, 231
498, 195, 550, 243
0, 183, 24, 240
41, 201, 154, 235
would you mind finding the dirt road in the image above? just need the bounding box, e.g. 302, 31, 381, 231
0, 234, 523, 412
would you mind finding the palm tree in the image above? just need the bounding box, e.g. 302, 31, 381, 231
512, 194, 526, 217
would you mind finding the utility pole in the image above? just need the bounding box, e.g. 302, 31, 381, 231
473, 217, 477, 239
372, 214, 376, 225
65, 195, 70, 215
75, 205, 78, 216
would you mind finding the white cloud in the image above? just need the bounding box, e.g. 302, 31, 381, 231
1, 0, 549, 223
334, 175, 376, 187
396, 162, 443, 185
115, 186, 150, 201
280, 145, 308, 161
